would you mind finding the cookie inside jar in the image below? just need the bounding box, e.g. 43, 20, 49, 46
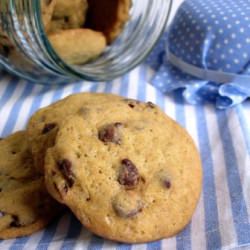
41, 0, 132, 65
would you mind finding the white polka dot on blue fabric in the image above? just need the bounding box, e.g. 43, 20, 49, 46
243, 53, 248, 58
221, 54, 226, 59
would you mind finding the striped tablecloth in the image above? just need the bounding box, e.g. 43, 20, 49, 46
0, 62, 250, 250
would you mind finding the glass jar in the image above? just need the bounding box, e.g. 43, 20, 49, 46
0, 0, 172, 84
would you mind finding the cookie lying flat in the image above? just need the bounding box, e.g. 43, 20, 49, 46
48, 29, 106, 64
0, 132, 61, 239
44, 100, 202, 243
86, 0, 131, 43
27, 93, 123, 173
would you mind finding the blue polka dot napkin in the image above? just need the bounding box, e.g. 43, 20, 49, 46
150, 0, 250, 109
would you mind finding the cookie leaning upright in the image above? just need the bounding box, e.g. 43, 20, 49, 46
43, 98, 202, 243
0, 132, 61, 239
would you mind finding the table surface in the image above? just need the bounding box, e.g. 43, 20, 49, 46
0, 0, 250, 249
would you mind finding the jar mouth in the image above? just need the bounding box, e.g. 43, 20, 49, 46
34, 0, 173, 82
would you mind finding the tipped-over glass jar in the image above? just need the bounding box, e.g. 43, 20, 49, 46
0, 0, 172, 84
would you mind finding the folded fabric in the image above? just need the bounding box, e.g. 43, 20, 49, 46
150, 0, 250, 109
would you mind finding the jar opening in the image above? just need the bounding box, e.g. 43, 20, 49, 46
35, 0, 173, 81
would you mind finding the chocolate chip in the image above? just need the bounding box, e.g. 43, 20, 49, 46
64, 16, 70, 23
98, 123, 123, 144
112, 192, 144, 218
115, 122, 123, 127
78, 107, 90, 117
63, 184, 69, 193
114, 203, 143, 218
10, 215, 21, 227
123, 98, 140, 109
42, 123, 57, 134
0, 211, 4, 217
118, 159, 140, 189
147, 102, 156, 108
163, 179, 171, 189
57, 159, 75, 187
140, 176, 146, 184
0, 138, 3, 141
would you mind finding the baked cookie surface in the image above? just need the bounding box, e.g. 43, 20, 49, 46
48, 29, 106, 64
27, 93, 123, 172
43, 99, 202, 243
0, 132, 61, 239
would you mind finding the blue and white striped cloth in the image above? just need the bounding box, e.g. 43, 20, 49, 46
0, 63, 250, 250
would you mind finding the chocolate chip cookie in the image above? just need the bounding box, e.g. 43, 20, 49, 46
48, 29, 106, 64
43, 99, 202, 243
0, 132, 61, 239
27, 93, 123, 173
